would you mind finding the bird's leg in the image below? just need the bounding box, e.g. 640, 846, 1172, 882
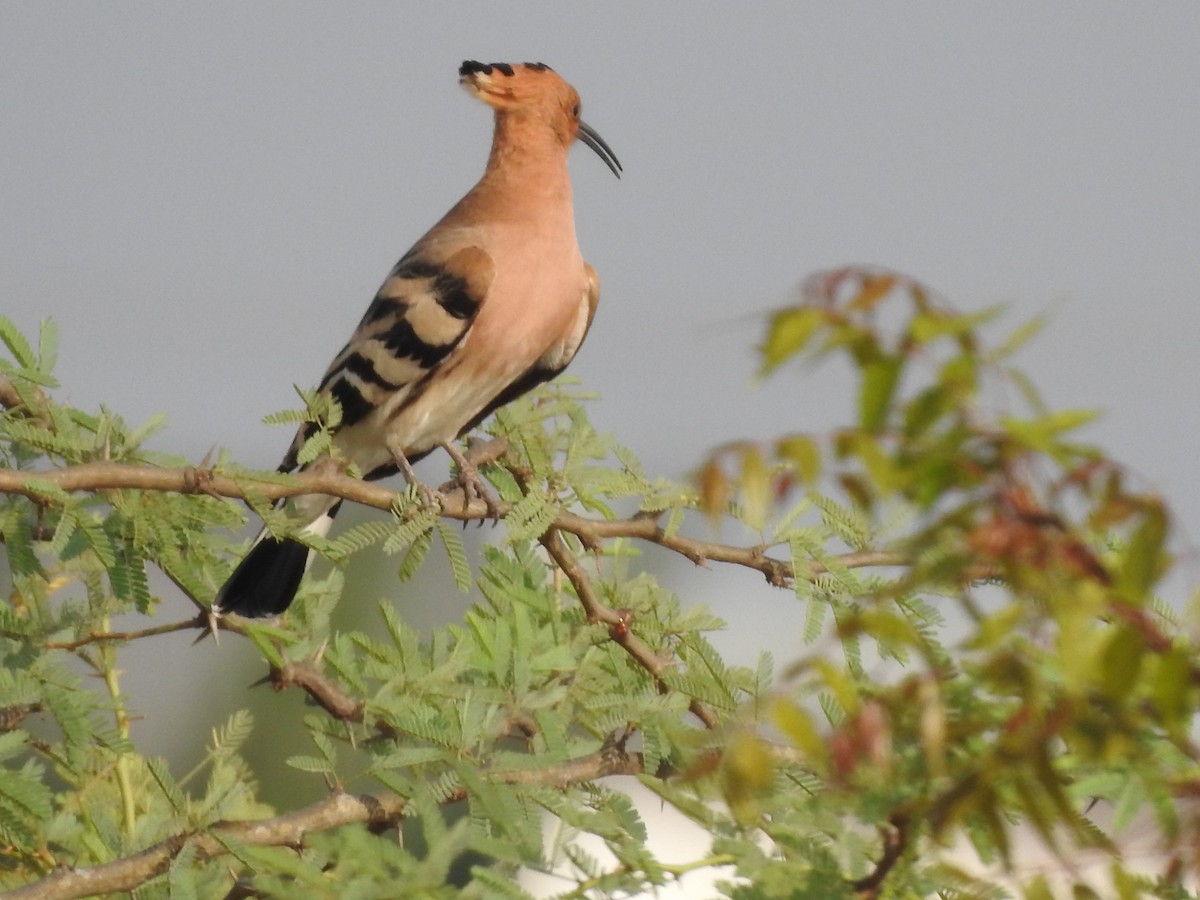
387, 442, 441, 510
440, 439, 502, 518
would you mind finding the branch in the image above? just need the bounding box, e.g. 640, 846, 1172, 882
0, 461, 903, 588
851, 812, 910, 898
0, 378, 24, 411
0, 459, 904, 737
540, 528, 720, 729
4, 745, 644, 900
0, 377, 49, 423
0, 703, 42, 733
43, 617, 205, 651
268, 656, 368, 726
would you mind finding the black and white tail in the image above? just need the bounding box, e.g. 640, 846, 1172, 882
213, 505, 339, 618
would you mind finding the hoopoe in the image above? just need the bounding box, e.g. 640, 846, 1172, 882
214, 61, 620, 618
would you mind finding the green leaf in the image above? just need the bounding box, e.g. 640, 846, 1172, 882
987, 313, 1047, 362
396, 528, 433, 582
731, 445, 771, 532
371, 747, 450, 770
909, 304, 1002, 344
168, 840, 199, 900
209, 709, 254, 760
0, 765, 52, 823
327, 519, 393, 560
1116, 502, 1168, 601
37, 318, 59, 376
0, 731, 29, 763
505, 489, 560, 542
295, 430, 332, 466
124, 412, 168, 451
148, 756, 188, 814
776, 435, 821, 487
1150, 646, 1192, 729
435, 521, 473, 592
858, 354, 902, 433
286, 754, 334, 774
0, 316, 36, 368
19, 478, 72, 504
261, 408, 308, 426
1000, 408, 1100, 454
1099, 625, 1144, 701
381, 503, 438, 555
760, 307, 826, 374
77, 513, 117, 568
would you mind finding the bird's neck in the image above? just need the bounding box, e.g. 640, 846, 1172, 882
472, 113, 575, 212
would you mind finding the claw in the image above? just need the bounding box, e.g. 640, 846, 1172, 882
441, 441, 502, 519
411, 479, 442, 511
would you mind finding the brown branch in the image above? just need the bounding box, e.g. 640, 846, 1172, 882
540, 528, 720, 729
0, 377, 49, 423
4, 745, 644, 900
0, 459, 923, 738
43, 616, 205, 651
851, 812, 911, 898
0, 377, 23, 410
559, 510, 911, 586
0, 703, 42, 733
0, 461, 903, 589
267, 656, 367, 725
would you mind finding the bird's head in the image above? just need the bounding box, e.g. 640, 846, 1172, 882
459, 61, 621, 178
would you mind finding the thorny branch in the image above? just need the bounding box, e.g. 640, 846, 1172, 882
42, 617, 204, 651
0, 460, 904, 589
539, 528, 720, 729
266, 656, 371, 727
2, 745, 645, 900
0, 459, 981, 738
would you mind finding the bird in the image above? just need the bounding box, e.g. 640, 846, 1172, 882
214, 60, 620, 619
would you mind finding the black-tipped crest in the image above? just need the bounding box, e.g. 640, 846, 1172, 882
461, 60, 554, 78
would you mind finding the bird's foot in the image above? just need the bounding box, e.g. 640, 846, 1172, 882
389, 446, 443, 512
410, 479, 442, 511
441, 440, 504, 519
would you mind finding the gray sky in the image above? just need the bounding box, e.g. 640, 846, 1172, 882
5, 3, 1200, 891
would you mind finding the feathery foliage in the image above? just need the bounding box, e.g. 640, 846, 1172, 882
1, 278, 1198, 900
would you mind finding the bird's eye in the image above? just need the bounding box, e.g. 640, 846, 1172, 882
572, 103, 581, 119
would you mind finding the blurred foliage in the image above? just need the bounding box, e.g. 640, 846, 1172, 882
0, 270, 1198, 900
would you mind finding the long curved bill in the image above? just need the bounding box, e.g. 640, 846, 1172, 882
578, 121, 622, 178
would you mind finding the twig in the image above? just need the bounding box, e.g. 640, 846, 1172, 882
3, 745, 644, 900
0, 703, 42, 733
851, 812, 910, 898
540, 528, 720, 729
43, 616, 206, 651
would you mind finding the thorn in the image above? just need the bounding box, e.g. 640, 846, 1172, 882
192, 609, 221, 646
310, 638, 329, 667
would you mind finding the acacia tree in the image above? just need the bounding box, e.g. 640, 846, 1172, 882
0, 267, 1195, 899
